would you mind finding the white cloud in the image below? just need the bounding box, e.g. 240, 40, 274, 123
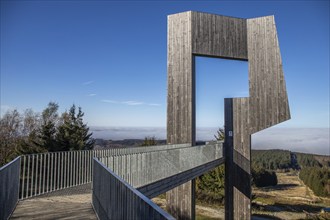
122, 101, 144, 105
82, 80, 94, 85
101, 99, 118, 103
88, 94, 97, 97
101, 99, 160, 107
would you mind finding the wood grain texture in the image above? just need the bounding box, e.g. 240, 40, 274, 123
191, 12, 247, 60
166, 11, 195, 220
167, 11, 290, 220
232, 98, 251, 219
247, 16, 290, 133
167, 11, 193, 145
167, 11, 250, 145
166, 11, 250, 220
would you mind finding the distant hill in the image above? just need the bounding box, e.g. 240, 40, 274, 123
94, 138, 167, 149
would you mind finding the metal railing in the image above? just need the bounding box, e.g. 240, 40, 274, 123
99, 142, 223, 189
1, 142, 223, 219
0, 157, 20, 220
19, 143, 190, 199
92, 158, 175, 220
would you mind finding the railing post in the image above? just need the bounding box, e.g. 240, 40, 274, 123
21, 156, 25, 199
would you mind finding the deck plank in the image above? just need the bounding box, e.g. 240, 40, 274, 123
11, 185, 96, 220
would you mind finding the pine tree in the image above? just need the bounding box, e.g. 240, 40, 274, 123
214, 127, 225, 141
56, 105, 94, 151
195, 127, 226, 204
141, 136, 157, 146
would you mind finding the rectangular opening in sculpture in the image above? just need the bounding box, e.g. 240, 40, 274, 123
195, 56, 248, 143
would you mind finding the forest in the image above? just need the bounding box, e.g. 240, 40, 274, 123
296, 152, 322, 168
195, 129, 278, 205
195, 162, 278, 205
0, 102, 94, 166
299, 167, 330, 197
251, 149, 330, 198
297, 153, 330, 197
251, 149, 291, 170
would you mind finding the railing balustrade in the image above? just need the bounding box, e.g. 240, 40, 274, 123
92, 158, 175, 220
19, 143, 190, 199
0, 157, 20, 220
99, 142, 223, 188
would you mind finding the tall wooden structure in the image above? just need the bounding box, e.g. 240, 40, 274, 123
166, 11, 290, 219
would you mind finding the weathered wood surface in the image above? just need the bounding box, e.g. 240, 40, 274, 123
225, 16, 290, 219
191, 12, 247, 59
247, 16, 290, 133
167, 11, 194, 220
231, 97, 251, 219
10, 184, 96, 220
167, 11, 249, 146
167, 11, 290, 220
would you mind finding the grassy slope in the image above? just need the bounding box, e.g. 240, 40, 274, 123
153, 171, 330, 220
252, 171, 330, 219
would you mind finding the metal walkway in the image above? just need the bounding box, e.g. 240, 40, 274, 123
1, 142, 224, 220
10, 184, 96, 220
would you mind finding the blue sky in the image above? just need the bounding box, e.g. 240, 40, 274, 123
1, 1, 329, 133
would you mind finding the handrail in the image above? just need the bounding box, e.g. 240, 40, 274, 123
0, 156, 20, 220
19, 143, 190, 199
93, 158, 175, 220
99, 142, 223, 189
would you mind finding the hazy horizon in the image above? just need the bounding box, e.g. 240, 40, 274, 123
90, 126, 330, 156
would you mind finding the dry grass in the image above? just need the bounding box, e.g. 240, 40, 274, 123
152, 172, 330, 220
252, 171, 330, 219
152, 197, 225, 219
155, 171, 329, 219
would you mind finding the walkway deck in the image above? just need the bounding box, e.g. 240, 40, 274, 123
11, 184, 96, 220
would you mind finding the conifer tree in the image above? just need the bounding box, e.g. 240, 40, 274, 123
196, 127, 226, 203
141, 136, 157, 146
214, 127, 225, 141
56, 104, 94, 151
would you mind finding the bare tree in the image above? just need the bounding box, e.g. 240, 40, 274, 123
0, 109, 22, 165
